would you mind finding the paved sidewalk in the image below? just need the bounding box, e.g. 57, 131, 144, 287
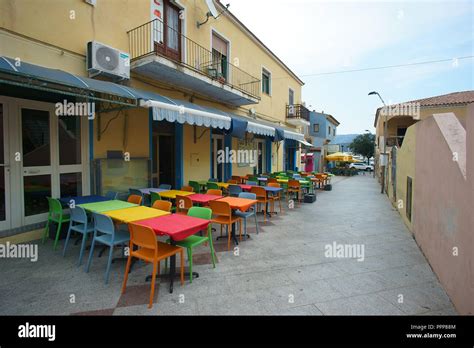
0, 175, 456, 315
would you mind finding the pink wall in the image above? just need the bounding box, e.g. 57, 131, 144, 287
413, 105, 473, 314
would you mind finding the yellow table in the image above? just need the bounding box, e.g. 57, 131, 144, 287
159, 190, 195, 199
215, 182, 230, 189
103, 206, 170, 223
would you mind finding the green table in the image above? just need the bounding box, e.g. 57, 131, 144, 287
78, 200, 138, 213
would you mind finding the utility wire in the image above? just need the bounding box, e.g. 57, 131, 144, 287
274, 55, 474, 79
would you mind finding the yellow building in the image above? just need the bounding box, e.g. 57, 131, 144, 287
0, 0, 307, 236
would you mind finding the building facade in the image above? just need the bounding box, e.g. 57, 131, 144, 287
307, 111, 339, 172
0, 0, 306, 237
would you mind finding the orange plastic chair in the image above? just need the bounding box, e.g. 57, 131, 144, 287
227, 179, 238, 184
152, 200, 172, 212
206, 189, 223, 196
180, 185, 194, 192
127, 194, 142, 205
287, 180, 302, 205
250, 186, 268, 223
122, 223, 184, 309
175, 195, 193, 215
231, 176, 242, 184
209, 200, 242, 251
267, 178, 278, 184
268, 182, 283, 214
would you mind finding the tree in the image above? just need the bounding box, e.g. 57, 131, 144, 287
349, 133, 375, 164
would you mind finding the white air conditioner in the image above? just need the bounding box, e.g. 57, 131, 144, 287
87, 41, 130, 80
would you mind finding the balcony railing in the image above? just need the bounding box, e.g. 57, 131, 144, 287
286, 104, 310, 122
128, 19, 261, 99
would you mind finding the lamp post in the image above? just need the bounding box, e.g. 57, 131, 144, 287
369, 91, 387, 194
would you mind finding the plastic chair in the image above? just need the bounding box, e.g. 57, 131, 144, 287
152, 200, 172, 212
246, 181, 257, 186
208, 178, 218, 182
42, 197, 70, 250
267, 178, 278, 184
231, 176, 242, 184
175, 195, 193, 215
287, 180, 302, 205
206, 182, 219, 190
159, 184, 172, 190
62, 206, 94, 266
206, 189, 222, 196
250, 186, 268, 223
122, 223, 184, 309
227, 179, 238, 184
209, 200, 242, 251
228, 185, 242, 197
235, 192, 259, 237
188, 181, 201, 193
85, 213, 130, 284
105, 191, 118, 200
150, 192, 161, 206
166, 207, 216, 283
180, 185, 194, 192
127, 194, 142, 205
129, 188, 147, 206
268, 183, 283, 214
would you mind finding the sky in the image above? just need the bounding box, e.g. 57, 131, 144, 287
227, 0, 474, 134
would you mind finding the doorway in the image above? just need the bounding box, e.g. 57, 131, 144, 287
211, 134, 224, 182
152, 120, 175, 188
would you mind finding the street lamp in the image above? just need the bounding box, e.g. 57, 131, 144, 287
369, 91, 387, 194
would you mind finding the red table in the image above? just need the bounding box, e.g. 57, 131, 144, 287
136, 214, 210, 293
188, 193, 222, 205
239, 184, 252, 191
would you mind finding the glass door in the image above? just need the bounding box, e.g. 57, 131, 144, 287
0, 103, 11, 230
212, 134, 224, 182
20, 106, 54, 224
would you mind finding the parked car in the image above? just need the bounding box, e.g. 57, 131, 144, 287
349, 162, 374, 171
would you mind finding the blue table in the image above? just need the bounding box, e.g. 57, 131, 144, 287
59, 195, 108, 207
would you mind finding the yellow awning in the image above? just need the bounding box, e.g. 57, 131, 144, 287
325, 152, 352, 161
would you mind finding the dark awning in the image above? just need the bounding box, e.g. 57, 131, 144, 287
274, 128, 285, 142
0, 56, 137, 106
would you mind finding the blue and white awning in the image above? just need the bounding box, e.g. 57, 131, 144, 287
283, 129, 305, 141
139, 98, 231, 130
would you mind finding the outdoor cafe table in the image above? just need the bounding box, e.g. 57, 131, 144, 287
159, 190, 195, 200
78, 200, 138, 213
135, 214, 211, 293
187, 193, 222, 205
103, 206, 170, 223
138, 188, 171, 195
59, 195, 109, 207
238, 185, 282, 216
214, 182, 230, 189
216, 196, 258, 244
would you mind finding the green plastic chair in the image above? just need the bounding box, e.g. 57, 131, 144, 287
150, 192, 161, 206
189, 181, 201, 193
206, 182, 219, 190
165, 207, 216, 283
42, 197, 70, 250
248, 176, 258, 182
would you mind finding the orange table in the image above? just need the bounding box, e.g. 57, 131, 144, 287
217, 196, 257, 212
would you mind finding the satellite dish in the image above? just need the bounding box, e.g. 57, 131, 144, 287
205, 0, 219, 18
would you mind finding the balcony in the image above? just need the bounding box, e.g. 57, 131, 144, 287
286, 104, 310, 126
128, 19, 261, 106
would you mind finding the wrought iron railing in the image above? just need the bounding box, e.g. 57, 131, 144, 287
128, 19, 261, 99
286, 104, 310, 121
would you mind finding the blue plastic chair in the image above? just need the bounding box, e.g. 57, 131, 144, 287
228, 185, 242, 197
158, 184, 172, 190
246, 181, 258, 186
85, 213, 130, 284
235, 192, 259, 237
62, 206, 94, 266
104, 191, 118, 200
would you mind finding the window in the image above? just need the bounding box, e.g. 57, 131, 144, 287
406, 176, 413, 221
289, 88, 294, 105
333, 128, 336, 136
262, 68, 271, 95
212, 32, 228, 80
313, 124, 319, 132
328, 126, 331, 135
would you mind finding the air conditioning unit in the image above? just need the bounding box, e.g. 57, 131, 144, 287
87, 41, 130, 80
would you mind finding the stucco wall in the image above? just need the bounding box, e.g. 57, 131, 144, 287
395, 124, 416, 231
413, 106, 473, 314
